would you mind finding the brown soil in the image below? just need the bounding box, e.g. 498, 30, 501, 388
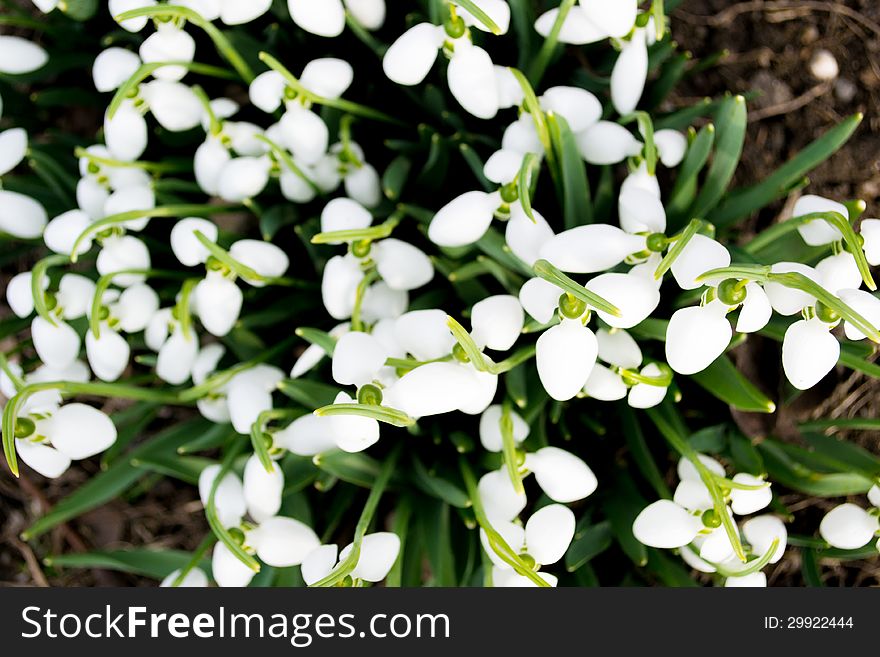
3, 0, 880, 587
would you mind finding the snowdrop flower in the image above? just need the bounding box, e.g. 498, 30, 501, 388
139, 22, 196, 81
93, 48, 142, 93
109, 0, 158, 32
291, 323, 350, 378
792, 194, 846, 246
15, 403, 117, 479
86, 283, 159, 381
670, 235, 731, 291
537, 319, 598, 401
385, 359, 496, 419
819, 488, 880, 550
302, 532, 400, 586
470, 295, 524, 352
212, 514, 321, 587
781, 317, 839, 390
226, 364, 285, 434
0, 35, 48, 74
156, 324, 199, 385
483, 504, 575, 587
535, 0, 638, 45
96, 234, 151, 287
160, 568, 209, 587
179, 0, 273, 24
0, 190, 47, 240
837, 289, 880, 341
539, 225, 646, 274
583, 328, 670, 409
611, 28, 648, 116
666, 300, 732, 375
428, 190, 503, 248
577, 121, 643, 165
275, 392, 381, 455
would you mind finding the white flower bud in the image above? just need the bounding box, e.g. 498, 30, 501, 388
300, 58, 354, 99
576, 121, 641, 165
611, 29, 648, 116
109, 0, 158, 32
86, 327, 130, 382
0, 128, 27, 177
194, 272, 243, 337
97, 235, 151, 287
216, 156, 271, 202
837, 288, 880, 341
526, 446, 598, 503
586, 271, 660, 329
0, 35, 48, 73
229, 239, 290, 285
340, 532, 401, 582
793, 195, 846, 246
742, 514, 786, 563
534, 7, 604, 45
540, 225, 645, 274
518, 277, 561, 324
212, 542, 255, 588
816, 252, 861, 294
287, 0, 346, 37
505, 203, 555, 267
44, 210, 93, 256
157, 330, 199, 385
627, 363, 669, 409
671, 235, 731, 290
50, 403, 117, 460
446, 44, 501, 120
583, 364, 627, 401
735, 283, 772, 333
198, 464, 246, 528
138, 23, 195, 81
479, 404, 528, 452
730, 474, 772, 516
428, 190, 502, 248
32, 317, 81, 370
171, 217, 218, 267
194, 137, 231, 196
243, 454, 284, 523
525, 504, 575, 566
280, 104, 329, 166
140, 80, 203, 132
373, 239, 434, 291
763, 262, 820, 315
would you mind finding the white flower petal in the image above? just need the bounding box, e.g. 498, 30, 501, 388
819, 503, 878, 550
525, 504, 575, 566
666, 302, 732, 375
526, 446, 598, 503
287, 0, 346, 37
632, 500, 702, 549
50, 403, 117, 460
536, 320, 598, 401
586, 272, 661, 329
382, 23, 444, 85
471, 295, 523, 351
782, 318, 839, 390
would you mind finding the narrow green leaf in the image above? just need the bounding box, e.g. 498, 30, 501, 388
382, 155, 411, 201
547, 112, 592, 228
689, 354, 776, 413
411, 457, 470, 509
277, 378, 339, 409
565, 520, 612, 572
689, 95, 747, 219
759, 440, 874, 497
667, 124, 715, 227
710, 114, 862, 227
45, 549, 207, 580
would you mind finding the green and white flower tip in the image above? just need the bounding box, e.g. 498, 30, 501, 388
2, 0, 878, 588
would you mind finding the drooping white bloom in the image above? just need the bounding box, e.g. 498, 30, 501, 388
170, 217, 218, 267
0, 191, 48, 239
382, 23, 446, 86
194, 271, 243, 337
763, 262, 821, 316
576, 121, 642, 165
229, 239, 290, 285
446, 42, 500, 120
0, 35, 48, 74
632, 499, 704, 549
109, 0, 158, 32
525, 446, 598, 503
536, 319, 598, 401
586, 272, 661, 329
160, 568, 209, 588
781, 317, 839, 390
428, 190, 502, 247
0, 128, 28, 177
139, 22, 196, 81
505, 204, 555, 266
792, 194, 846, 246
611, 28, 648, 116
535, 0, 637, 44
837, 288, 880, 341
470, 295, 524, 351
670, 235, 731, 290
539, 225, 645, 274
226, 364, 284, 434
819, 503, 879, 550
666, 301, 732, 375
301, 532, 401, 585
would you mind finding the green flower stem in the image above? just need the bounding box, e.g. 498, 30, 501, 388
311, 214, 401, 245
489, 345, 536, 375
500, 402, 524, 494
295, 327, 337, 355
178, 335, 297, 404
709, 538, 780, 579
206, 437, 260, 572
74, 147, 190, 174
654, 218, 703, 280
3, 381, 184, 478
193, 231, 299, 287
651, 0, 667, 41
645, 407, 747, 562
250, 408, 305, 472
528, 0, 577, 86
712, 474, 770, 491
191, 85, 221, 136
114, 5, 255, 82
620, 111, 659, 176
175, 278, 200, 341
314, 403, 415, 428
254, 134, 321, 194
0, 352, 24, 391
70, 204, 240, 262
90, 269, 187, 339
453, 0, 503, 34
106, 60, 238, 121
30, 254, 69, 326
447, 316, 491, 372
169, 533, 216, 587
350, 269, 379, 332
533, 259, 622, 317
746, 210, 875, 291
310, 445, 402, 587
697, 264, 880, 343
619, 365, 673, 388
509, 68, 555, 176
517, 152, 541, 224
385, 355, 453, 372
460, 458, 551, 587
258, 52, 404, 126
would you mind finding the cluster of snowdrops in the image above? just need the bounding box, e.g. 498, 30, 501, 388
1, 0, 879, 588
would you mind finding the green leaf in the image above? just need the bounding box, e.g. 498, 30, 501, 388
516, 152, 541, 223
759, 440, 875, 497
410, 457, 471, 509
565, 520, 612, 572
646, 549, 700, 587
24, 419, 221, 540
295, 327, 337, 355
129, 454, 212, 485
313, 450, 385, 489
382, 155, 411, 201
620, 405, 670, 498
800, 432, 880, 480
710, 113, 862, 227
277, 378, 339, 409
688, 95, 747, 219
547, 112, 592, 228
688, 424, 728, 452
689, 354, 776, 413
729, 431, 766, 476
603, 471, 649, 567
315, 403, 415, 427
667, 123, 715, 228
62, 0, 99, 20
533, 259, 621, 317
802, 548, 823, 587
45, 549, 207, 580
